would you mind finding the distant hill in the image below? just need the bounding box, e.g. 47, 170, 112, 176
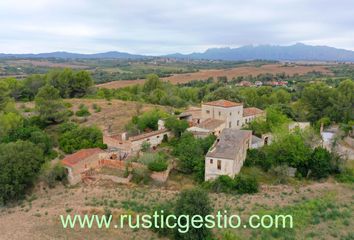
1, 43, 354, 61
166, 43, 354, 62
0, 51, 147, 59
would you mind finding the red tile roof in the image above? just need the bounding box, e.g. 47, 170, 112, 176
243, 107, 265, 117
61, 148, 103, 167
203, 99, 242, 108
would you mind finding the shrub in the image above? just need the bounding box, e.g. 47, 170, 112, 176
131, 168, 150, 184
41, 163, 67, 188
92, 103, 101, 113
75, 104, 90, 117
234, 174, 259, 194
208, 175, 234, 193
141, 141, 151, 152
244, 148, 272, 171
308, 147, 333, 179
335, 168, 354, 183
148, 158, 168, 172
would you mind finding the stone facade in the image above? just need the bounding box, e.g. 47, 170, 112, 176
205, 129, 252, 181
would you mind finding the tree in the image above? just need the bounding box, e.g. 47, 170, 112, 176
35, 85, 69, 124
143, 74, 163, 93
0, 80, 10, 111
164, 116, 189, 137
59, 125, 106, 153
22, 74, 47, 100
264, 131, 312, 175
3, 126, 52, 155
69, 70, 94, 98
47, 69, 93, 98
0, 141, 44, 204
174, 188, 213, 240
172, 133, 204, 173
308, 147, 333, 179
134, 109, 167, 131
0, 111, 23, 140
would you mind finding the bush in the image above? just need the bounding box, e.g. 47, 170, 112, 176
308, 147, 333, 179
92, 103, 101, 113
208, 175, 234, 193
41, 163, 67, 188
244, 148, 272, 171
131, 168, 150, 184
148, 158, 168, 172
75, 104, 91, 117
335, 168, 354, 183
141, 141, 151, 152
234, 174, 259, 194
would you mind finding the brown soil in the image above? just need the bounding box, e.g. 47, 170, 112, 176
97, 63, 333, 89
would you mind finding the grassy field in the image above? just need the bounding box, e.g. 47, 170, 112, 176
0, 176, 352, 240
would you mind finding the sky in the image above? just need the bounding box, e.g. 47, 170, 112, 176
0, 0, 353, 55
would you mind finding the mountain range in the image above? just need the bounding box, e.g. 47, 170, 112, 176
1, 43, 354, 62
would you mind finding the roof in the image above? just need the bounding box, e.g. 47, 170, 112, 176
187, 126, 211, 133
206, 129, 252, 159
243, 107, 265, 117
197, 118, 225, 131
251, 135, 263, 144
61, 148, 104, 167
203, 99, 242, 108
129, 129, 169, 141
179, 107, 202, 119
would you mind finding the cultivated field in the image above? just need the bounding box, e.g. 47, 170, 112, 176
97, 63, 333, 89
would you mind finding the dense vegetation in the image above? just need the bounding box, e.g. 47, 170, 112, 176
97, 74, 353, 125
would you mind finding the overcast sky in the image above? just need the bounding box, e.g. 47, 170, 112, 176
0, 0, 353, 55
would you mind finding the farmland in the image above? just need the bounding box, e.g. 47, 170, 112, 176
97, 63, 333, 89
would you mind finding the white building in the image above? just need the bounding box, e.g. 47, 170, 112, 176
205, 129, 252, 181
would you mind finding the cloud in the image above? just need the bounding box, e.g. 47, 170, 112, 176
0, 0, 353, 54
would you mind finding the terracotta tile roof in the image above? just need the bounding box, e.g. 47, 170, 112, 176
243, 107, 265, 117
203, 99, 242, 108
61, 148, 104, 167
129, 129, 169, 142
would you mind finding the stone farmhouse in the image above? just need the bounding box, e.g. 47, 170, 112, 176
103, 120, 172, 154
180, 99, 265, 137
205, 129, 252, 181
61, 148, 105, 184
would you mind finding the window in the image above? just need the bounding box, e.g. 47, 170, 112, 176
237, 120, 239, 126
217, 160, 221, 170
229, 122, 231, 128
230, 112, 232, 116
210, 159, 213, 164
206, 110, 210, 114
218, 111, 221, 116
156, 136, 160, 138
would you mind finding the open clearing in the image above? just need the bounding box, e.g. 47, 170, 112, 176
97, 63, 333, 89
16, 99, 169, 135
